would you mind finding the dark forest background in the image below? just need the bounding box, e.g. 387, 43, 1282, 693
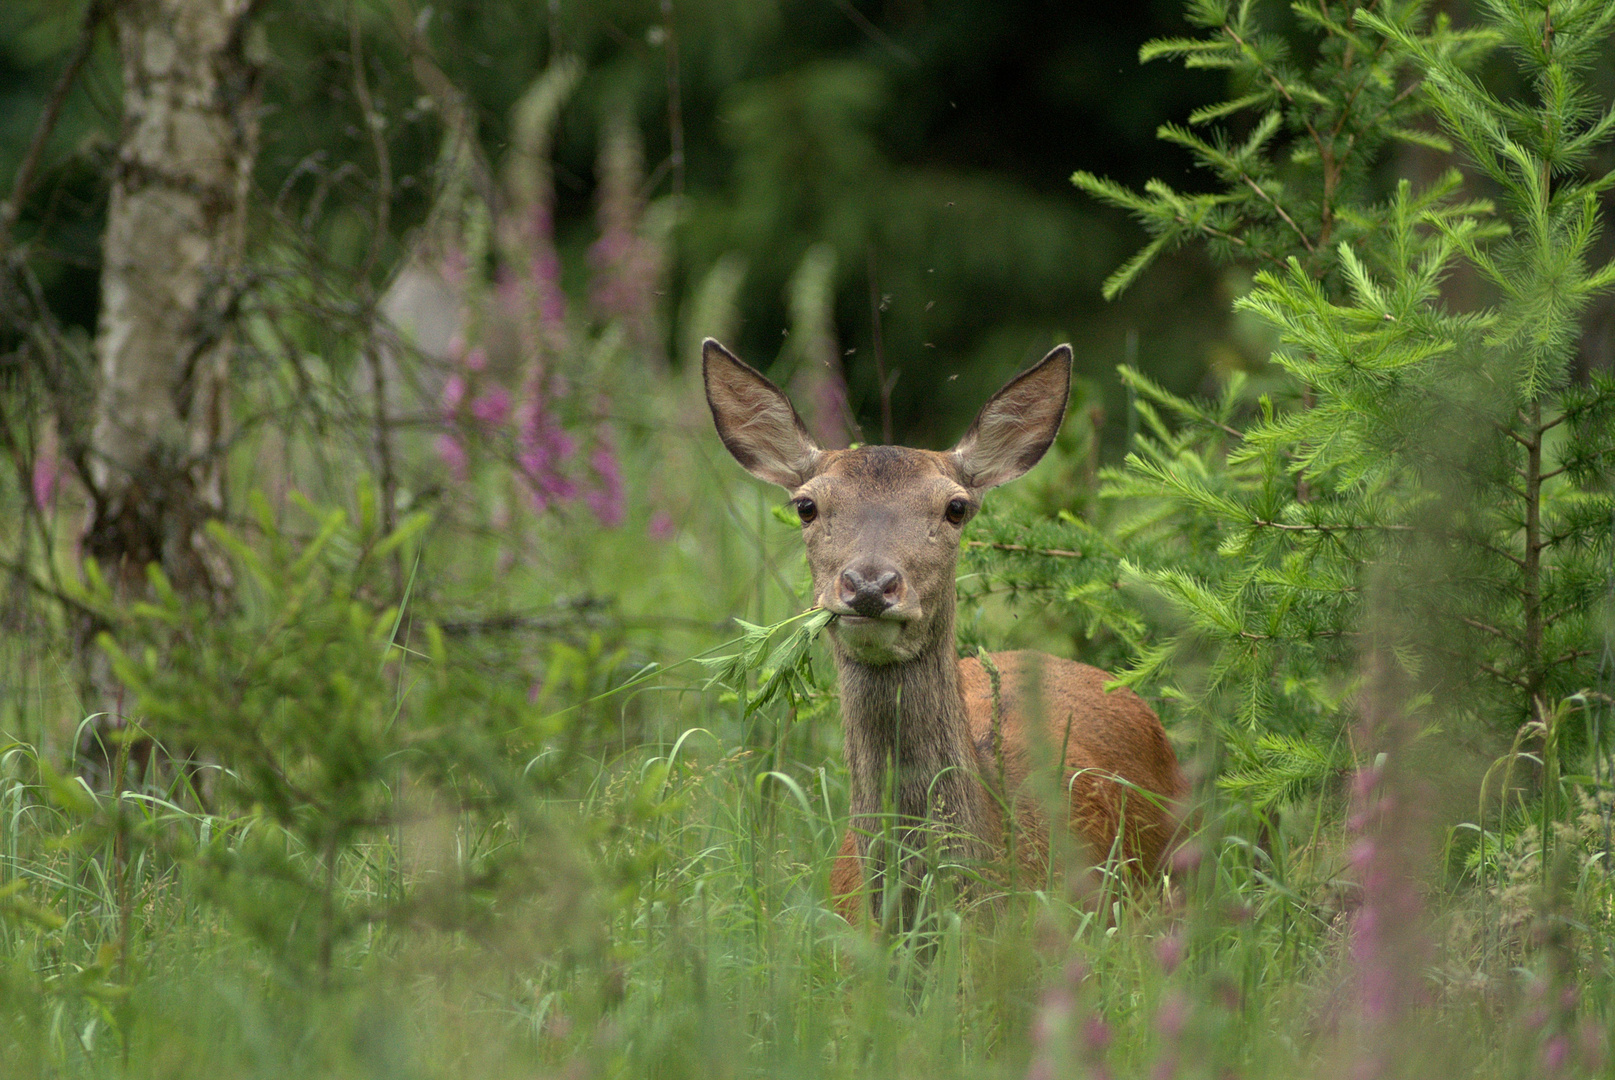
1, 0, 1250, 448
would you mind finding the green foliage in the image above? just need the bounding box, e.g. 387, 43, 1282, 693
6, 3, 1615, 1077
696, 606, 835, 718
1075, 0, 1496, 298
1029, 0, 1615, 814
71, 491, 580, 979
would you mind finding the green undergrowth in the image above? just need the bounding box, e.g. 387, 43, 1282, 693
0, 470, 1609, 1079
0, 576, 1612, 1079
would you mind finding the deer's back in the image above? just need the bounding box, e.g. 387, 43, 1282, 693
959, 651, 1185, 876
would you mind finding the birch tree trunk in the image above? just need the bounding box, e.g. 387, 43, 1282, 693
85, 0, 260, 604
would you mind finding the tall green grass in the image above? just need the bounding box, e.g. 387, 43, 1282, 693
0, 542, 1610, 1078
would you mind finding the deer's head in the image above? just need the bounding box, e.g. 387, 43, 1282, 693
704, 338, 1070, 665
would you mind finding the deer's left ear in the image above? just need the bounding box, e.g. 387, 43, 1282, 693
950, 344, 1071, 491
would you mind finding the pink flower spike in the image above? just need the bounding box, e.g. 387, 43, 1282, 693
585, 443, 626, 528
1155, 989, 1189, 1039
471, 386, 512, 427
31, 450, 59, 511
435, 433, 469, 480
441, 373, 467, 415
1155, 933, 1184, 975
1579, 1018, 1607, 1071
439, 247, 467, 286
648, 511, 676, 541
465, 346, 488, 372
1543, 1034, 1570, 1075
1170, 842, 1203, 876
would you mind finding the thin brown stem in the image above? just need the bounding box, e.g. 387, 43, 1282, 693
0, 1, 112, 254
660, 0, 684, 202
1249, 519, 1411, 533
1242, 174, 1315, 253
867, 246, 893, 444
1462, 616, 1522, 647
1522, 399, 1544, 700
965, 540, 1086, 559
351, 7, 401, 591
349, 9, 392, 285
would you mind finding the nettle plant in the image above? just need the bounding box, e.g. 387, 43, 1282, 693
979, 0, 1615, 807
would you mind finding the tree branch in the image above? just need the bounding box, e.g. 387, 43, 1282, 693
0, 0, 114, 255
966, 540, 1087, 559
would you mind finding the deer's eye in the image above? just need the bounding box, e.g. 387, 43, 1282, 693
945, 498, 970, 525
794, 497, 818, 524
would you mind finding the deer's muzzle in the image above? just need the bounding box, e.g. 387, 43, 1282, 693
838, 563, 904, 618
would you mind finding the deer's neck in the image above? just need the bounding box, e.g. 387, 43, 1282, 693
834, 627, 989, 847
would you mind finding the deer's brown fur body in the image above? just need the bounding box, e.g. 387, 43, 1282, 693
702, 338, 1185, 926
829, 651, 1184, 921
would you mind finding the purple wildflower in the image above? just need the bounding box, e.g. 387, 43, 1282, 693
1543, 1034, 1571, 1075
584, 435, 625, 528
435, 433, 469, 481
441, 373, 467, 416
508, 205, 569, 354
439, 245, 467, 287
532, 242, 567, 330
1156, 989, 1188, 1039
517, 378, 577, 512
1030, 984, 1073, 1048
588, 109, 664, 365
1025, 960, 1115, 1080
1342, 645, 1430, 1080
1155, 933, 1184, 976
1170, 841, 1203, 877
648, 511, 676, 541
1579, 1018, 1607, 1072
471, 386, 512, 428
790, 346, 856, 449
31, 437, 59, 511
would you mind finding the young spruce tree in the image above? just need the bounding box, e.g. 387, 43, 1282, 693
964, 0, 1615, 808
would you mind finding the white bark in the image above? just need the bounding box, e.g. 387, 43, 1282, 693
86, 0, 260, 596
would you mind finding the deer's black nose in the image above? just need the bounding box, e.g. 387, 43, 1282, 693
840, 564, 903, 618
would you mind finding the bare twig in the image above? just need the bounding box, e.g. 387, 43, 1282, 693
1241, 174, 1315, 253
966, 540, 1086, 559
0, 0, 113, 255
1249, 518, 1412, 533
867, 246, 893, 444
660, 0, 684, 202
1461, 616, 1521, 646
349, 9, 393, 285
389, 0, 499, 216
826, 0, 917, 66
350, 7, 401, 591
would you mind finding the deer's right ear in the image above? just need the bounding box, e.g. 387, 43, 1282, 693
703, 339, 822, 488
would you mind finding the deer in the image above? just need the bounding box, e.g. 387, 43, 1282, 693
702, 338, 1187, 928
